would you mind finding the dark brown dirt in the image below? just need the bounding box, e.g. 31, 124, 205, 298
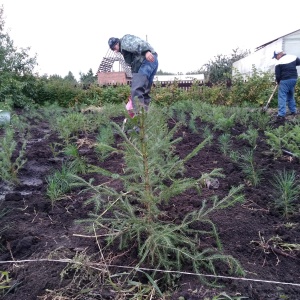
0, 110, 300, 300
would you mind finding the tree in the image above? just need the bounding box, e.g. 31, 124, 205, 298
0, 6, 36, 76
79, 68, 97, 85
0, 5, 38, 108
48, 74, 63, 81
156, 69, 175, 75
188, 48, 250, 84
64, 71, 77, 85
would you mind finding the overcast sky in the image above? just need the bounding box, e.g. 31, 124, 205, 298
1, 0, 300, 79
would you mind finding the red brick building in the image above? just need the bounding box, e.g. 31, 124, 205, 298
97, 49, 132, 85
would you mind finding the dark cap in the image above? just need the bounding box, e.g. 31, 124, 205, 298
108, 37, 119, 50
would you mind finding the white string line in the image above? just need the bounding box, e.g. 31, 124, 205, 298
1, 259, 300, 288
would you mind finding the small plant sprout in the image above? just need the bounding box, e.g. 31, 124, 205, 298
238, 126, 259, 149
237, 149, 263, 186
251, 111, 271, 131
0, 127, 27, 183
270, 169, 300, 218
212, 292, 248, 300
202, 125, 214, 145
284, 222, 298, 229
49, 142, 63, 158
229, 150, 240, 163
0, 271, 11, 292
53, 111, 90, 144
46, 163, 76, 206
264, 124, 300, 159
63, 143, 88, 174
212, 113, 235, 133
218, 133, 232, 156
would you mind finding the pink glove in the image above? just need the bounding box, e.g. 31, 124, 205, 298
126, 96, 135, 118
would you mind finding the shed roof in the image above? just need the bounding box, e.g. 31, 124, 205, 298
255, 28, 300, 51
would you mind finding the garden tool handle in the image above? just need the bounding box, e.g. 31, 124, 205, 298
267, 84, 278, 105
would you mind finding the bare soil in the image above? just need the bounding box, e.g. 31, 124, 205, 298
0, 109, 300, 300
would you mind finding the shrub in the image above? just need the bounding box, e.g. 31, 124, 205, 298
231, 66, 275, 106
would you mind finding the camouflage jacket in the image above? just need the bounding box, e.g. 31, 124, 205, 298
120, 34, 156, 73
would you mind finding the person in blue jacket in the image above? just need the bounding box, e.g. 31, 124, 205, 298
273, 49, 300, 120
108, 35, 158, 114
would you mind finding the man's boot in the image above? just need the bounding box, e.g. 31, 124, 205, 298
143, 82, 152, 110
131, 73, 149, 114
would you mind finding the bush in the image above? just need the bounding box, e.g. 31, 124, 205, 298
230, 66, 275, 106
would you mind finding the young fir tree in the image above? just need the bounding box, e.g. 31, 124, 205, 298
74, 105, 245, 284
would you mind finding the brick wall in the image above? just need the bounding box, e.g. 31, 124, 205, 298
98, 72, 127, 85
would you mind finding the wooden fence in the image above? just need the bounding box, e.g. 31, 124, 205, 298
98, 80, 217, 90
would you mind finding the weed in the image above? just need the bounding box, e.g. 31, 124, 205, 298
283, 222, 298, 229
122, 271, 164, 299
270, 235, 300, 252
251, 232, 299, 263
279, 294, 289, 300
0, 271, 11, 296
211, 292, 248, 299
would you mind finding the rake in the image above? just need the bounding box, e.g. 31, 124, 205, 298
261, 84, 278, 113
